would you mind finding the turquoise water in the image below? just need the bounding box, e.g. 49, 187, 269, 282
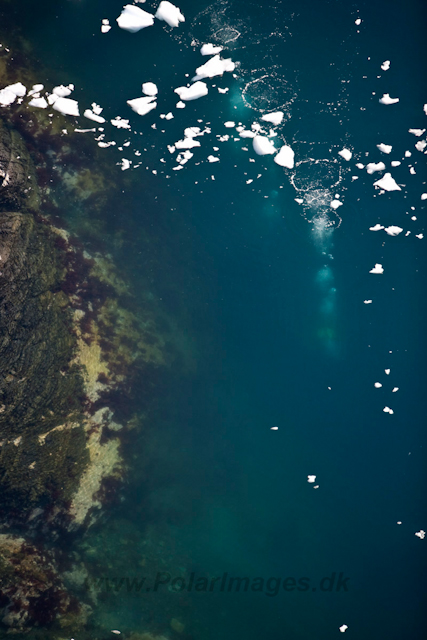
1, 0, 427, 638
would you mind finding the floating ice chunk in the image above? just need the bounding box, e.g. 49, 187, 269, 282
165, 112, 174, 120
385, 369, 390, 375
392, 387, 399, 392
28, 96, 48, 109
0, 82, 26, 106
421, 193, 427, 200
356, 162, 365, 169
155, 2, 185, 28
274, 144, 294, 168
142, 82, 158, 96
84, 108, 106, 123
391, 161, 401, 167
409, 128, 426, 136
374, 382, 382, 388
338, 148, 352, 161
201, 43, 223, 56
253, 136, 275, 155
111, 116, 131, 129
101, 19, 111, 33
384, 225, 403, 236
224, 121, 235, 128
127, 96, 157, 116
377, 143, 392, 154
405, 150, 412, 157
120, 159, 131, 171
424, 104, 427, 116
307, 475, 316, 483
175, 136, 200, 149
364, 300, 373, 304
369, 263, 384, 274
117, 5, 154, 32
261, 111, 284, 126
415, 140, 427, 152
383, 406, 394, 414
366, 162, 386, 174
381, 60, 390, 71
218, 87, 229, 94
330, 199, 343, 210
374, 172, 401, 191
53, 84, 74, 97
355, 18, 361, 25
270, 426, 278, 430
5, 82, 26, 97
239, 130, 256, 138
28, 83, 44, 96
339, 626, 348, 633
174, 81, 208, 101
207, 155, 219, 162
52, 97, 79, 116
415, 530, 426, 539
176, 100, 185, 108
416, 233, 424, 239
111, 632, 121, 636
369, 224, 384, 231
192, 55, 235, 81
379, 93, 399, 105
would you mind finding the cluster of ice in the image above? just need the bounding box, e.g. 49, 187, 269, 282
379, 94, 399, 105
415, 530, 426, 539
338, 148, 352, 161
155, 2, 185, 28
84, 103, 106, 123
116, 5, 154, 32
252, 136, 275, 156
377, 143, 392, 154
192, 55, 235, 81
0, 82, 26, 106
53, 84, 74, 97
274, 145, 294, 168
200, 43, 223, 56
174, 81, 208, 101
127, 95, 157, 116
51, 96, 79, 117
384, 225, 403, 236
381, 60, 390, 71
261, 111, 284, 126
101, 19, 111, 34
383, 406, 394, 414
373, 173, 401, 191
369, 263, 384, 274
111, 116, 131, 129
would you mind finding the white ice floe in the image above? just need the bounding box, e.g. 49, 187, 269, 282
338, 148, 352, 161
253, 136, 275, 155
116, 5, 154, 32
415, 530, 426, 539
239, 130, 256, 138
392, 387, 399, 392
366, 162, 385, 174
28, 83, 44, 96
218, 87, 229, 94
53, 84, 74, 97
364, 300, 373, 304
52, 97, 79, 117
192, 55, 235, 81
201, 43, 223, 56
155, 2, 185, 28
101, 19, 111, 33
261, 111, 284, 126
369, 263, 384, 274
127, 96, 157, 116
339, 626, 348, 633
224, 121, 235, 128
391, 161, 401, 167
84, 108, 106, 123
0, 82, 27, 106
307, 475, 316, 483
421, 193, 427, 200
409, 128, 426, 136
379, 94, 399, 105
405, 150, 412, 157
274, 144, 294, 168
381, 60, 390, 71
374, 382, 382, 388
385, 369, 390, 375
377, 143, 392, 154
416, 233, 424, 239
330, 199, 343, 210
355, 18, 361, 25
373, 173, 401, 191
384, 225, 403, 236
174, 81, 208, 101
270, 426, 278, 430
207, 155, 219, 163
415, 140, 427, 152
111, 116, 131, 129
369, 224, 384, 231
176, 100, 185, 108
28, 96, 48, 109
142, 82, 158, 96
383, 406, 394, 414
424, 104, 427, 116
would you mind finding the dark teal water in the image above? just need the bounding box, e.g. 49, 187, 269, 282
2, 0, 427, 638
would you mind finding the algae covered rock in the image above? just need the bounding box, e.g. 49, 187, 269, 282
0, 119, 38, 210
